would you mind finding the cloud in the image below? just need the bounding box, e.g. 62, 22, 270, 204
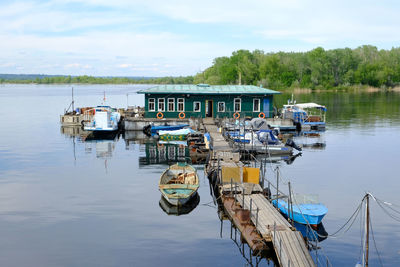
0, 0, 400, 76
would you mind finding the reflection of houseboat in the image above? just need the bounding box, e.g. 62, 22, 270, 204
139, 142, 189, 166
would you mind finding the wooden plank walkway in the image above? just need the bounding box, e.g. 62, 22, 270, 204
203, 118, 316, 267
236, 194, 316, 267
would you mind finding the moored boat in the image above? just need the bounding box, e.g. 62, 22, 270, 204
159, 163, 199, 206
143, 124, 189, 136
158, 128, 196, 141
83, 106, 121, 132
281, 100, 327, 131
272, 194, 328, 225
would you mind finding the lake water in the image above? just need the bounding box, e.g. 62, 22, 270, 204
0, 84, 399, 266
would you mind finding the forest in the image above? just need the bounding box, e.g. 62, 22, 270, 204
193, 45, 400, 90
1, 45, 399, 90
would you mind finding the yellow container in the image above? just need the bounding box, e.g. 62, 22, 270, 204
243, 167, 260, 184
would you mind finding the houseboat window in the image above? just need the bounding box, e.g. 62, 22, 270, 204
158, 98, 165, 112
194, 101, 201, 112
234, 98, 241, 112
218, 102, 225, 112
148, 98, 155, 111
253, 98, 260, 112
168, 98, 175, 112
177, 98, 185, 112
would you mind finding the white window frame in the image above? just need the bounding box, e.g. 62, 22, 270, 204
253, 98, 260, 112
193, 101, 201, 112
177, 98, 185, 112
234, 98, 241, 112
217, 102, 225, 112
158, 98, 165, 112
148, 98, 155, 112
167, 98, 175, 112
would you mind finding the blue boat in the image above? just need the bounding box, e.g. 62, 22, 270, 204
272, 194, 328, 225
143, 124, 189, 136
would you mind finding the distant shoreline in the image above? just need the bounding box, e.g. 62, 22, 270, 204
1, 81, 399, 93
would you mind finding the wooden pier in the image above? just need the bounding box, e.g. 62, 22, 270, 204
203, 118, 316, 267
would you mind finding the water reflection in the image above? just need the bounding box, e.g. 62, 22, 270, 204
159, 193, 200, 216
293, 131, 326, 150
139, 142, 189, 167
293, 222, 328, 244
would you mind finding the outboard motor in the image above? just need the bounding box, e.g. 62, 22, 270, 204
285, 138, 302, 151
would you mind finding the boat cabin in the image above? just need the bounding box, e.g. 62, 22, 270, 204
137, 84, 280, 119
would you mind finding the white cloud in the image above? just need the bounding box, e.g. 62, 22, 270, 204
0, 0, 399, 75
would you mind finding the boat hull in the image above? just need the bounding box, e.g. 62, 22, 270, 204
160, 188, 197, 206
272, 199, 328, 225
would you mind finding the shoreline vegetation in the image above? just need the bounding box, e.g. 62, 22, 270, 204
2, 45, 400, 93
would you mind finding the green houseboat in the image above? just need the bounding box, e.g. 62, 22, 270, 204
137, 84, 280, 119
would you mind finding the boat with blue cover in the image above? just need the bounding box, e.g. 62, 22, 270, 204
272, 194, 328, 225
281, 101, 327, 131
143, 124, 189, 136
228, 129, 301, 155
159, 163, 199, 206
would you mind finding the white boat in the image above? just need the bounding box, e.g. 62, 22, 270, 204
281, 101, 327, 131
230, 130, 301, 155
83, 106, 121, 132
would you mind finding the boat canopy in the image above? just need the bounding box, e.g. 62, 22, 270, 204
295, 103, 327, 111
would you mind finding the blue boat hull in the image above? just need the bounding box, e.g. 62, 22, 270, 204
151, 124, 189, 134
272, 199, 328, 225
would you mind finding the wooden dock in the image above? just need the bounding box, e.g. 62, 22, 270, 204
203, 118, 316, 267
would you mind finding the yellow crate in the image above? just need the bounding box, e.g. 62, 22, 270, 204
221, 166, 241, 183
243, 167, 260, 184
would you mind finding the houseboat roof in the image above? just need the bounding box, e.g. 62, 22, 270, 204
137, 84, 281, 95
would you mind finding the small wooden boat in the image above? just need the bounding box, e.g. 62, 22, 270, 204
159, 163, 199, 206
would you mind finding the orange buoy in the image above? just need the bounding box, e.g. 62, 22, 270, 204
156, 112, 164, 119
233, 112, 240, 119
178, 112, 185, 119
258, 112, 265, 119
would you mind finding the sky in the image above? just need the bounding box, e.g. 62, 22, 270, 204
0, 0, 400, 77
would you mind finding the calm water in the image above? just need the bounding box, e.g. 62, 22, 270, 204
0, 84, 399, 266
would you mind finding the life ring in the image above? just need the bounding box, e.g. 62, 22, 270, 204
156, 112, 164, 119
233, 112, 240, 119
258, 112, 266, 119
178, 112, 185, 119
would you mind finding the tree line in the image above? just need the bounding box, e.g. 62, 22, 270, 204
2, 45, 399, 90
194, 45, 400, 90
0, 75, 194, 85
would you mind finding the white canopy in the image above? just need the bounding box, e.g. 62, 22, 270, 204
295, 103, 326, 110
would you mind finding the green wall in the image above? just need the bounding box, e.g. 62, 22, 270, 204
143, 94, 274, 119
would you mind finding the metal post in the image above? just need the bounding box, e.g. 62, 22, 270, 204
276, 167, 279, 200
250, 199, 253, 218
268, 181, 271, 201
230, 178, 233, 197
256, 208, 259, 229
242, 186, 245, 208
279, 238, 282, 259
288, 181, 292, 224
